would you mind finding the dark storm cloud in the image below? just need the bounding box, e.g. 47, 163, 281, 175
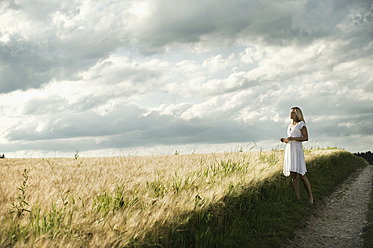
131, 0, 373, 51
0, 0, 132, 93
131, 0, 302, 50
5, 99, 279, 150
0, 37, 54, 92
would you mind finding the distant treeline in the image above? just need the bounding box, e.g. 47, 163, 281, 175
354, 151, 373, 165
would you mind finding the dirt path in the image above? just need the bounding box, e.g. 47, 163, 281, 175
283, 164, 373, 248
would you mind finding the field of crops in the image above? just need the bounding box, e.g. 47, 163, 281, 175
0, 149, 367, 247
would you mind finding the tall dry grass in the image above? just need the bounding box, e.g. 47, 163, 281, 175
0, 149, 339, 247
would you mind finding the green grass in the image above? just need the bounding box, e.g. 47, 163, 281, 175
128, 151, 368, 248
363, 165, 373, 248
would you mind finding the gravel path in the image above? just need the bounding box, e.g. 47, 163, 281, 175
283, 164, 373, 248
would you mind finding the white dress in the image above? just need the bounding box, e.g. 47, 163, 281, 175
283, 121, 307, 176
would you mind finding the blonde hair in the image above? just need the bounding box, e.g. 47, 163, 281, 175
291, 107, 305, 123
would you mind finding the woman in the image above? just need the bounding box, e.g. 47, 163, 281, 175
280, 107, 313, 204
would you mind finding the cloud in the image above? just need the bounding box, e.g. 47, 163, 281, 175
130, 0, 372, 51
129, 0, 304, 51
0, 0, 135, 92
1, 0, 371, 92
0, 0, 372, 156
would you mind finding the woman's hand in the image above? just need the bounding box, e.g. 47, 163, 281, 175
280, 138, 288, 143
287, 127, 309, 142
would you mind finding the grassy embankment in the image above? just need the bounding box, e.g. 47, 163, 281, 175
0, 149, 368, 247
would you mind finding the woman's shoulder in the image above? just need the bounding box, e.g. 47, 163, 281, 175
298, 121, 306, 127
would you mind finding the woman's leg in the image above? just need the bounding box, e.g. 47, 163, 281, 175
300, 174, 313, 204
290, 172, 300, 199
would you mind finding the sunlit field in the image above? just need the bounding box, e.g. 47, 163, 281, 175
0, 149, 366, 247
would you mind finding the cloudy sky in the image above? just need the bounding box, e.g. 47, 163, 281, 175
0, 0, 372, 157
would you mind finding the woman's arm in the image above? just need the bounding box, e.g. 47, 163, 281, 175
287, 126, 308, 142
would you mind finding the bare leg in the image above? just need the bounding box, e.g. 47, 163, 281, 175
300, 174, 313, 204
290, 172, 300, 199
